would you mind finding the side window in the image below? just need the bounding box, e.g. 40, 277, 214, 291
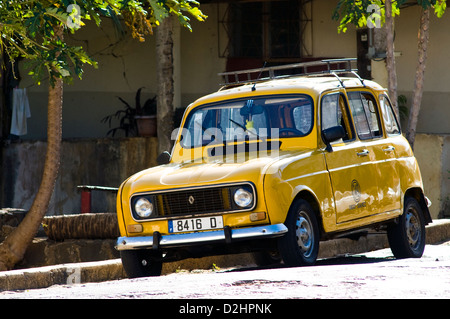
321, 93, 354, 142
347, 91, 383, 140
379, 95, 400, 136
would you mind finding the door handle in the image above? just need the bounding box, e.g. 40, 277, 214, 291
382, 146, 395, 152
356, 149, 370, 157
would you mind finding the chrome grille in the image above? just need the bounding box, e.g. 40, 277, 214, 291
157, 187, 232, 217
130, 183, 255, 221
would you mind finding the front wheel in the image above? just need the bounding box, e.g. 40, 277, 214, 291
120, 249, 163, 278
387, 197, 426, 259
278, 199, 320, 267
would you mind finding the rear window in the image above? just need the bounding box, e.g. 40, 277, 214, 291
347, 91, 383, 140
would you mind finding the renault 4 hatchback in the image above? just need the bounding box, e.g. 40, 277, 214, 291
115, 59, 431, 277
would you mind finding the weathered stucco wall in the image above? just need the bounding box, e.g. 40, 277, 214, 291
1, 134, 448, 219
1, 137, 158, 215
414, 134, 450, 219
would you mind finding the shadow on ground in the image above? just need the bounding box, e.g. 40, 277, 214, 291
224, 253, 396, 273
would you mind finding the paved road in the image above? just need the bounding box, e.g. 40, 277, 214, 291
1, 241, 449, 300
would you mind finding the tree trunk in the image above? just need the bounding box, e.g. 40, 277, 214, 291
406, 8, 430, 151
385, 0, 399, 118
156, 16, 175, 154
0, 77, 63, 271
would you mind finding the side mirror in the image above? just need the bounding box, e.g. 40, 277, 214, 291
322, 126, 346, 152
156, 151, 171, 165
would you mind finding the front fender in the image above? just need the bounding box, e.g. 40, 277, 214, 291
263, 151, 336, 232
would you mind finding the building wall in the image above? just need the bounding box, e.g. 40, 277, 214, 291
415, 134, 450, 218
19, 16, 159, 139
180, 3, 228, 107
15, 2, 356, 140
387, 5, 450, 134
10, 2, 450, 140
1, 138, 158, 215
311, 0, 356, 57
17, 4, 227, 140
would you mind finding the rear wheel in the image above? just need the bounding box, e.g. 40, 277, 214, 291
120, 249, 163, 278
278, 199, 320, 267
387, 197, 426, 259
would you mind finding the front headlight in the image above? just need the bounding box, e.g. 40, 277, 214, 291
135, 197, 154, 218
233, 187, 253, 208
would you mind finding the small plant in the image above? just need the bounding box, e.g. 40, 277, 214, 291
398, 94, 408, 122
211, 263, 221, 271
101, 87, 156, 137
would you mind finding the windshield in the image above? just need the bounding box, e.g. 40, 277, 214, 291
181, 95, 313, 148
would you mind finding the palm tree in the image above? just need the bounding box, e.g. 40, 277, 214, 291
156, 16, 175, 154
0, 77, 63, 271
405, 7, 430, 150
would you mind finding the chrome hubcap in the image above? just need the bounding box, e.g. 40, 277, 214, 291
295, 211, 314, 257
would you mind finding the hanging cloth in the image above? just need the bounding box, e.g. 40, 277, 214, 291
10, 88, 31, 136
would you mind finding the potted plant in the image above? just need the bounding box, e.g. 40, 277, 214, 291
102, 87, 157, 137
134, 88, 157, 137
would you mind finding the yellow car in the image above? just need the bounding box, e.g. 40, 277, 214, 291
115, 59, 431, 277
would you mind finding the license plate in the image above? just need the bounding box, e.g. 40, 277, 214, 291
168, 216, 224, 233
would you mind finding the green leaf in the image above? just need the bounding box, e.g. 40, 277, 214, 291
149, 0, 170, 22
434, 0, 447, 17
44, 7, 68, 24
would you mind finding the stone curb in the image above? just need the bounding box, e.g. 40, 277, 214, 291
1, 219, 449, 292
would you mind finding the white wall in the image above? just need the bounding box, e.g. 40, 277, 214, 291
392, 5, 450, 134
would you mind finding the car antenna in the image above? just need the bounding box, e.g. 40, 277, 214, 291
252, 61, 267, 91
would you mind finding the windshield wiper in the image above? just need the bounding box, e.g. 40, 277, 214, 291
229, 119, 260, 139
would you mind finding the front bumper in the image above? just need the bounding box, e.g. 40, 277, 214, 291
115, 223, 288, 251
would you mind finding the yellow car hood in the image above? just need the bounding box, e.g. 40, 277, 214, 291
123, 149, 311, 193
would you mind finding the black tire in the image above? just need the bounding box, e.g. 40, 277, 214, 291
278, 199, 320, 267
120, 249, 163, 278
387, 197, 426, 259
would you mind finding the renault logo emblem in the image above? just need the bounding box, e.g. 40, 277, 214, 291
351, 179, 361, 203
188, 195, 195, 205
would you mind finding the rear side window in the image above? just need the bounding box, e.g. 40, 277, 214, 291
379, 95, 401, 136
347, 91, 383, 140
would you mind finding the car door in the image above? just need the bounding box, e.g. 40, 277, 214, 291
321, 91, 379, 224
346, 90, 401, 220
375, 94, 402, 214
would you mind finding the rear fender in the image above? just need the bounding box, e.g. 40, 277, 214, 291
404, 188, 432, 225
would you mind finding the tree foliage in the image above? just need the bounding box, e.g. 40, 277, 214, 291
332, 0, 445, 33
0, 0, 206, 86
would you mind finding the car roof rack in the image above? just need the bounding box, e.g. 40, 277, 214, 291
218, 58, 362, 88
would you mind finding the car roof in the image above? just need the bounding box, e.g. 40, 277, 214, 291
187, 59, 386, 110
221, 75, 383, 93
190, 74, 385, 109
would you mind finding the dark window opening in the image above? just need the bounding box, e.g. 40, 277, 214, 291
228, 0, 301, 60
